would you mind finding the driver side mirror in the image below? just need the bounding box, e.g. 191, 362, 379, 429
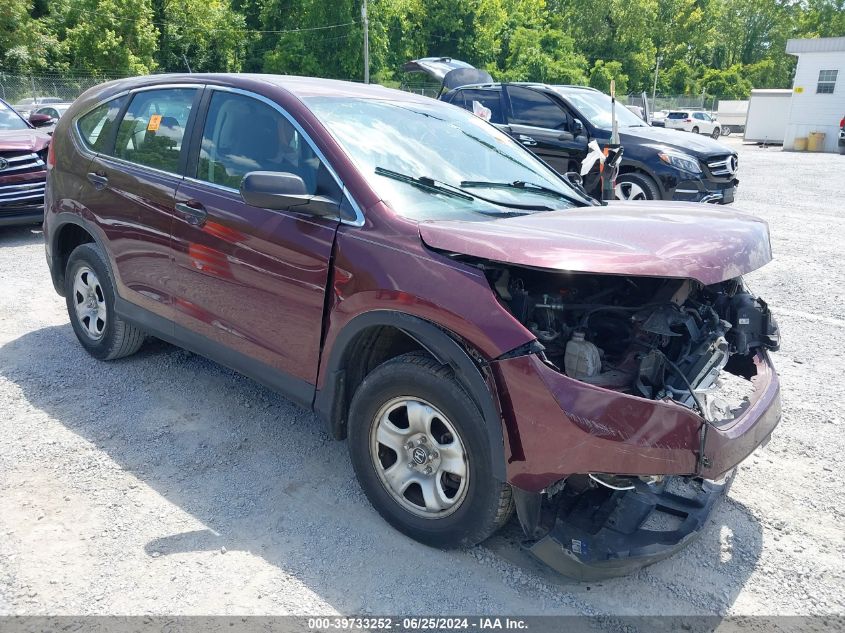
28, 113, 54, 128
572, 119, 585, 136
240, 171, 339, 218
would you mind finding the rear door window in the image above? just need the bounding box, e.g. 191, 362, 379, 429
113, 88, 197, 173
77, 95, 128, 152
507, 86, 569, 130
453, 89, 504, 124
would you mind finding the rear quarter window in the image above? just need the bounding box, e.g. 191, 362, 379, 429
77, 96, 128, 152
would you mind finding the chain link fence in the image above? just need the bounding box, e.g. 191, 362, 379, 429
623, 93, 720, 114
0, 72, 128, 110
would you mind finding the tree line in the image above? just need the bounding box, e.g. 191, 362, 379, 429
2, 0, 844, 99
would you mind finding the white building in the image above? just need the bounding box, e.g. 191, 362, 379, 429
784, 36, 845, 152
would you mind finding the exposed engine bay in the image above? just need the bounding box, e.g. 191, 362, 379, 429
487, 267, 780, 421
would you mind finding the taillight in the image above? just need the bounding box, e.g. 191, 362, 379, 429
46, 142, 56, 170
684, 118, 692, 123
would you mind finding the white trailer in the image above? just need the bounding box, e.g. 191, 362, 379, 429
744, 89, 793, 144
716, 100, 749, 134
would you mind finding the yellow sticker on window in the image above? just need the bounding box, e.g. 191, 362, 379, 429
147, 114, 162, 132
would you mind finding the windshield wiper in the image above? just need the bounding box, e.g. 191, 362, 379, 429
460, 179, 583, 205
375, 167, 553, 211
376, 167, 474, 201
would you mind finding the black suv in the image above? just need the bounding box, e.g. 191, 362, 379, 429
446, 83, 739, 203
404, 59, 739, 203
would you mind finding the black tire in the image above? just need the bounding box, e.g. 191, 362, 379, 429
64, 243, 145, 360
348, 352, 513, 548
614, 172, 660, 201
711, 127, 721, 139
691, 126, 699, 134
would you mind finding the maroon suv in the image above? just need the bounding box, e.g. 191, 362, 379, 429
44, 74, 781, 579
0, 98, 52, 226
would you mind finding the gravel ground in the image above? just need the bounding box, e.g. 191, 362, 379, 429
1, 137, 843, 618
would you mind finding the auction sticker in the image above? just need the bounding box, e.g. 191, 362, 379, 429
147, 114, 162, 132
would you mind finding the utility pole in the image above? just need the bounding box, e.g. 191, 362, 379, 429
651, 55, 661, 113
362, 0, 370, 84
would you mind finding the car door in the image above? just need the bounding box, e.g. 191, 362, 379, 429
692, 112, 710, 134
170, 88, 342, 403
503, 85, 588, 175
78, 86, 200, 323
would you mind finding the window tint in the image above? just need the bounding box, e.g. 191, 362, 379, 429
196, 91, 331, 196
507, 87, 568, 129
817, 69, 837, 94
114, 88, 196, 172
77, 95, 127, 152
454, 89, 504, 124
667, 112, 688, 119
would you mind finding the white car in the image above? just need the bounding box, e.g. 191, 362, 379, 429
665, 110, 722, 139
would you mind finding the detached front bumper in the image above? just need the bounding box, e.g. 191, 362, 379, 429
528, 473, 733, 580
491, 349, 780, 492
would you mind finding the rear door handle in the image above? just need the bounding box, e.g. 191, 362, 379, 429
175, 201, 208, 227
86, 172, 108, 190
518, 134, 537, 146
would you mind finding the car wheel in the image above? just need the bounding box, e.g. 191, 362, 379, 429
711, 127, 721, 139
692, 126, 700, 134
348, 352, 513, 548
722, 126, 732, 136
614, 173, 659, 201
64, 243, 145, 360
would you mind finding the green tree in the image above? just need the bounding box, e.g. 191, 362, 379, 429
700, 64, 752, 99
589, 60, 628, 93
48, 0, 159, 74
152, 0, 247, 72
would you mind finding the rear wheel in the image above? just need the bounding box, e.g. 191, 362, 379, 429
64, 243, 145, 360
348, 352, 513, 548
614, 173, 659, 201
691, 126, 700, 134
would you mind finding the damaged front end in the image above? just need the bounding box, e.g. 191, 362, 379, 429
483, 266, 781, 579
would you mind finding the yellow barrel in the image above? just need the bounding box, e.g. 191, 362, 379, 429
793, 136, 808, 151
807, 132, 826, 152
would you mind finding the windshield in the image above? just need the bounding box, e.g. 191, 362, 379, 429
553, 88, 647, 129
303, 96, 586, 221
0, 101, 29, 131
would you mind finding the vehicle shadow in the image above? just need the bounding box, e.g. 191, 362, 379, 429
0, 224, 44, 246
0, 323, 765, 615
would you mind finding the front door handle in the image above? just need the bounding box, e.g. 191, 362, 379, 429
175, 201, 208, 227
86, 172, 108, 190
518, 134, 537, 146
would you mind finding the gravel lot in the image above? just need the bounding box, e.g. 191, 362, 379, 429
1, 137, 843, 619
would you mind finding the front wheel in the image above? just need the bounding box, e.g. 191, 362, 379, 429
348, 352, 513, 548
711, 127, 721, 139
614, 173, 659, 201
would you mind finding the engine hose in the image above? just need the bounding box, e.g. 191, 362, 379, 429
656, 350, 707, 417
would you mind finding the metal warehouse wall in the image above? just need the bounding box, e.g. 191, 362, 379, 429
784, 50, 845, 152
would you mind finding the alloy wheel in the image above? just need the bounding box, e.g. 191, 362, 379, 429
614, 181, 648, 200
72, 266, 107, 340
370, 396, 469, 519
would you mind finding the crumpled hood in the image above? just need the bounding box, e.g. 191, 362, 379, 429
419, 202, 772, 285
0, 129, 51, 153
619, 126, 732, 156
